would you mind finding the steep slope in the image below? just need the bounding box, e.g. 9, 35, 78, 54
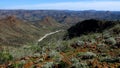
0, 16, 41, 46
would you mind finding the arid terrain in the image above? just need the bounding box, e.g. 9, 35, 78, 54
0, 10, 120, 68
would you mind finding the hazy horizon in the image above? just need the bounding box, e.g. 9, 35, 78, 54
0, 0, 120, 11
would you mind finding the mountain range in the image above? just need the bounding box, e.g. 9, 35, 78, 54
0, 10, 120, 24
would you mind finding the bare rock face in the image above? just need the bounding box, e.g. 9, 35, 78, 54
3, 15, 19, 27
41, 16, 60, 26
7, 15, 17, 23
0, 15, 18, 28
35, 16, 61, 28
42, 16, 55, 26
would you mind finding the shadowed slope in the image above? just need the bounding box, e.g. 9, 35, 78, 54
66, 19, 117, 39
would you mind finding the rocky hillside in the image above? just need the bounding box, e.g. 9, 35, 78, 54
0, 15, 63, 46
0, 16, 42, 46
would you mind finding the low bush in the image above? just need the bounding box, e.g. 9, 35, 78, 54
101, 57, 120, 63
77, 52, 96, 60
42, 62, 54, 68
112, 24, 120, 34
0, 51, 13, 64
105, 37, 116, 45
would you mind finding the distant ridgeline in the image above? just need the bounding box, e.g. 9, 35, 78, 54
0, 10, 120, 24
65, 19, 119, 39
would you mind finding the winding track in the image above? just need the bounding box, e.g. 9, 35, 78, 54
38, 30, 63, 42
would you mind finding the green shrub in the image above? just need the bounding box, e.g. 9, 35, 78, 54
100, 57, 120, 63
115, 42, 120, 48
78, 62, 89, 68
103, 33, 111, 39
112, 24, 120, 34
105, 37, 116, 45
58, 61, 68, 68
76, 41, 85, 46
71, 58, 79, 64
42, 62, 54, 68
97, 43, 105, 46
0, 51, 13, 64
72, 61, 89, 68
10, 61, 25, 68
77, 52, 96, 60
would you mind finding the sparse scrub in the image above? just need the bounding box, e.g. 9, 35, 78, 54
0, 19, 120, 68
